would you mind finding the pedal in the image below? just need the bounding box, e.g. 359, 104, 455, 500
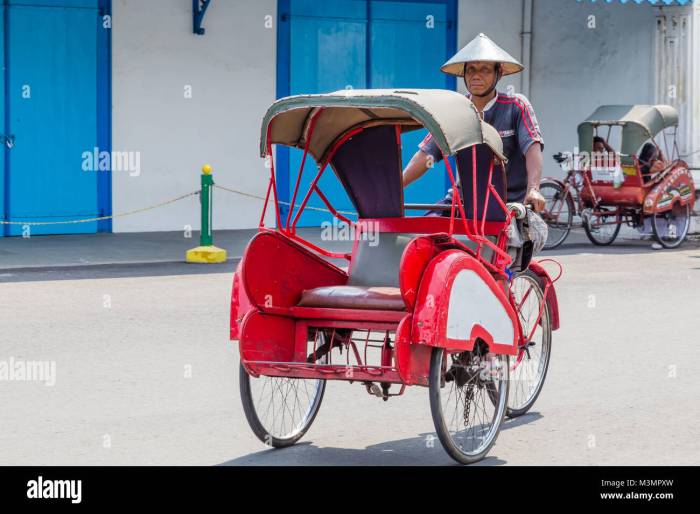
364, 382, 383, 398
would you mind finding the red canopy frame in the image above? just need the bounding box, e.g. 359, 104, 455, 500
260, 118, 514, 274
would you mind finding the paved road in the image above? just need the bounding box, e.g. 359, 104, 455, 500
1, 235, 699, 465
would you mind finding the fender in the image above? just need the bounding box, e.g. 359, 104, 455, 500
239, 309, 296, 376
399, 234, 449, 310
643, 164, 695, 215
411, 249, 519, 356
528, 261, 560, 331
541, 177, 567, 190
230, 261, 254, 341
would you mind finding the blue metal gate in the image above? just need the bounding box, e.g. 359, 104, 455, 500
1, 0, 111, 236
277, 0, 457, 226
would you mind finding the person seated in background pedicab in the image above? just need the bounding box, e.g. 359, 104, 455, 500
638, 142, 666, 183
401, 33, 545, 213
593, 136, 615, 155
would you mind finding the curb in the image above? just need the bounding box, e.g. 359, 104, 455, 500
0, 257, 242, 274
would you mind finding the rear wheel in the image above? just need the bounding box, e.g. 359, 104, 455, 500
429, 345, 509, 464
651, 199, 690, 249
540, 181, 574, 249
239, 335, 327, 448
507, 270, 552, 417
583, 207, 621, 245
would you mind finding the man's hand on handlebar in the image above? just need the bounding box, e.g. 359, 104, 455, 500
524, 187, 545, 212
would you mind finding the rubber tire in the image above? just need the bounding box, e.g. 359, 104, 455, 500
651, 201, 690, 249
540, 180, 574, 249
240, 362, 326, 448
506, 269, 552, 418
583, 208, 621, 246
429, 347, 508, 465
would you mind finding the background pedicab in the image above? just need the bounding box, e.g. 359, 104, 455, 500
230, 89, 561, 464
541, 105, 695, 249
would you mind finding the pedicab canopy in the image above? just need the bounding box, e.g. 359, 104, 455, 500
577, 104, 679, 163
260, 89, 506, 219
260, 88, 505, 162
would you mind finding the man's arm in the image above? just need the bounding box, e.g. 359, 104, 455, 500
513, 94, 545, 211
524, 143, 545, 211
402, 150, 431, 187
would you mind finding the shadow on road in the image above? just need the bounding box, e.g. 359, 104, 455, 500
219, 435, 504, 466
220, 412, 543, 466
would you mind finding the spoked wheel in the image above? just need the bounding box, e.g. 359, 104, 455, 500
507, 270, 552, 417
429, 344, 509, 464
239, 334, 328, 448
540, 181, 574, 249
583, 206, 621, 245
651, 199, 690, 249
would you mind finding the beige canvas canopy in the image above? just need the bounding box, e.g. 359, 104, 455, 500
578, 104, 679, 160
260, 88, 506, 163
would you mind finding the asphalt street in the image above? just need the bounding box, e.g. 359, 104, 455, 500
1, 233, 699, 465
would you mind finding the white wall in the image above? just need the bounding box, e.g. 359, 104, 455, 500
112, 0, 277, 232
110, 0, 668, 232
530, 0, 658, 179
457, 0, 658, 179
457, 0, 524, 97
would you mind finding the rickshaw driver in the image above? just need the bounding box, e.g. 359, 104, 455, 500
402, 33, 546, 212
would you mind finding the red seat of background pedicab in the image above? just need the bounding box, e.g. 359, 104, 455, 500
298, 233, 410, 311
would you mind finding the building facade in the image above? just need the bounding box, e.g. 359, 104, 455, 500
0, 0, 697, 235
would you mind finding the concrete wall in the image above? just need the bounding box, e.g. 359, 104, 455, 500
111, 0, 664, 232
456, 0, 524, 97
456, 0, 659, 180
530, 0, 658, 179
112, 0, 277, 232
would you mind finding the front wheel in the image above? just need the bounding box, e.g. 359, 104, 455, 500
507, 270, 552, 417
651, 200, 690, 249
429, 345, 509, 464
583, 207, 621, 246
540, 181, 574, 249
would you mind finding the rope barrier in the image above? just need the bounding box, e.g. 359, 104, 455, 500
0, 182, 357, 226
213, 183, 357, 216
0, 191, 199, 225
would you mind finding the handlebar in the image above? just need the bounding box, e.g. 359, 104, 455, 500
552, 152, 567, 164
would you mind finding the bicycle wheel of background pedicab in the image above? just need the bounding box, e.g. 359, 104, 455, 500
540, 181, 574, 249
651, 199, 690, 249
239, 333, 329, 448
583, 206, 621, 245
429, 344, 509, 464
505, 269, 552, 417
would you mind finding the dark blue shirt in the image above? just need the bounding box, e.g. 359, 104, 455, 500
418, 91, 544, 203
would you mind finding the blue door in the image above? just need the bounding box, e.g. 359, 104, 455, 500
2, 0, 110, 236
278, 0, 456, 227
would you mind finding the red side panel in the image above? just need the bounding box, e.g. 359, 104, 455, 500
395, 314, 431, 386
528, 261, 560, 331
584, 184, 647, 206
411, 250, 519, 356
240, 230, 348, 312
399, 235, 442, 311
239, 310, 296, 373
643, 164, 695, 214
230, 261, 254, 341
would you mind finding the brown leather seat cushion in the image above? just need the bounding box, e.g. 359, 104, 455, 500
298, 285, 405, 311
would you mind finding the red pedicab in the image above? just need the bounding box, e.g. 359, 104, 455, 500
230, 89, 561, 464
542, 104, 695, 249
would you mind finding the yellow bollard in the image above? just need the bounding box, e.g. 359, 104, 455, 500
186, 164, 228, 263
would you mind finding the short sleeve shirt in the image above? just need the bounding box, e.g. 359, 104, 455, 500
418, 92, 544, 203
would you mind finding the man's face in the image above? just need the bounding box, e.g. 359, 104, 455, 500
465, 61, 498, 96
593, 141, 605, 153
